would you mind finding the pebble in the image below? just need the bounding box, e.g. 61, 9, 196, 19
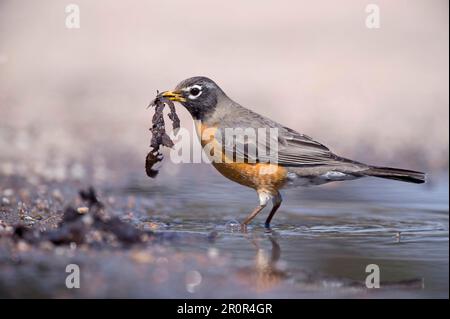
16, 240, 30, 252
130, 251, 154, 264
81, 214, 94, 226
24, 216, 35, 223
77, 207, 89, 214
0, 220, 13, 235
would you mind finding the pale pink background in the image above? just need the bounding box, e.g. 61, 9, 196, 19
0, 0, 448, 178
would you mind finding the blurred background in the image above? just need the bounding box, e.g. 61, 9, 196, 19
0, 0, 448, 183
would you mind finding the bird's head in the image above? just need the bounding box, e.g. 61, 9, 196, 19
160, 76, 224, 120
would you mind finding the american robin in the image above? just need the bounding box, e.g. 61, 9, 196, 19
160, 76, 425, 229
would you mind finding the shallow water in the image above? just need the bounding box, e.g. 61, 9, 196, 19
0, 160, 448, 298
108, 166, 449, 298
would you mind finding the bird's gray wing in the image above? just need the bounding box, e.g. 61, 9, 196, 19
276, 127, 340, 167
213, 107, 345, 167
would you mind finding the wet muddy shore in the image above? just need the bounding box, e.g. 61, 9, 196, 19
0, 168, 447, 298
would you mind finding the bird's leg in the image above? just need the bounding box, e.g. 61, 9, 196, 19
241, 205, 266, 229
265, 191, 282, 229
241, 191, 271, 231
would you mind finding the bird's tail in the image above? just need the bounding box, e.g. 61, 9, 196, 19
364, 166, 426, 184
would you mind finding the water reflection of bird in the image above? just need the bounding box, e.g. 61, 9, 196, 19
160, 77, 426, 229
236, 236, 289, 293
235, 235, 424, 295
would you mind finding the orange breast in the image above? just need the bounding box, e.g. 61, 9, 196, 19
195, 122, 287, 193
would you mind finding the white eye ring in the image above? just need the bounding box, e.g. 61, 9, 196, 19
187, 85, 202, 99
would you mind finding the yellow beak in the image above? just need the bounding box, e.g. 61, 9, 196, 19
160, 90, 186, 102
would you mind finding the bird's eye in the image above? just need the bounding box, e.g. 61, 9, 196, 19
190, 87, 201, 96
